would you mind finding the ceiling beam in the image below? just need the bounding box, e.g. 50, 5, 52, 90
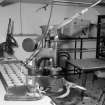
0, 0, 17, 6
0, 0, 104, 7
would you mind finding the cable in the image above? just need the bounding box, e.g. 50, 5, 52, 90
38, 1, 54, 48
25, 1, 54, 64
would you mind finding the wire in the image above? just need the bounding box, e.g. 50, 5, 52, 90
39, 1, 54, 47
19, 0, 23, 34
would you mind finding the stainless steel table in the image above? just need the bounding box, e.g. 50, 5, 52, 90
66, 58, 105, 100
66, 58, 105, 87
0, 80, 54, 105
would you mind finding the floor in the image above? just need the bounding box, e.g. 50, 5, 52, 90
67, 73, 105, 105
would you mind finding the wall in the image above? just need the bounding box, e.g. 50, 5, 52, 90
0, 3, 105, 60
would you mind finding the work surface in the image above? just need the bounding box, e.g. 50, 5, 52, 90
0, 58, 54, 105
67, 58, 105, 72
0, 81, 53, 105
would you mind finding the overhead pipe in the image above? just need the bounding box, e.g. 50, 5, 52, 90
53, 0, 93, 5
57, 0, 102, 29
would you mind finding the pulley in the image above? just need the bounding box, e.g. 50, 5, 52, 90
22, 38, 38, 52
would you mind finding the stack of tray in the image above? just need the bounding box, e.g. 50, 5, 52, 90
0, 59, 46, 101
0, 63, 27, 89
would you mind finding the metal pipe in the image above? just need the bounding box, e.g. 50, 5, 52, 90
53, 0, 93, 5
57, 0, 102, 29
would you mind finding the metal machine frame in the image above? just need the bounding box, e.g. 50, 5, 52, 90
96, 15, 105, 58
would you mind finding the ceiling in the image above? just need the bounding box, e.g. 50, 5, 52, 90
0, 0, 105, 7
